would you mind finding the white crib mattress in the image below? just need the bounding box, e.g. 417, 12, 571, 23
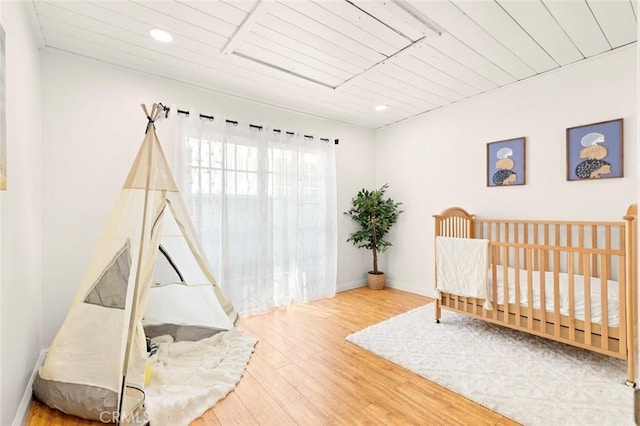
488, 266, 620, 327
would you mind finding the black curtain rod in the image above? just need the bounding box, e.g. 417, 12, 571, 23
175, 109, 213, 121
160, 103, 339, 144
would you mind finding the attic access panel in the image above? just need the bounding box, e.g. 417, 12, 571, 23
225, 0, 441, 89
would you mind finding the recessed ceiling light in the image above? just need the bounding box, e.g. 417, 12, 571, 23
150, 28, 173, 43
375, 104, 388, 111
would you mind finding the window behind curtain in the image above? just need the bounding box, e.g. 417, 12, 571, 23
182, 126, 336, 316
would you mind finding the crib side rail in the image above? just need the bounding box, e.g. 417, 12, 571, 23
475, 210, 636, 384
475, 219, 625, 280
484, 239, 623, 348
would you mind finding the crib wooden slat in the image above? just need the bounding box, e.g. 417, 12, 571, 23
482, 228, 488, 321
514, 246, 521, 326
524, 224, 530, 270
491, 245, 498, 320
553, 249, 561, 337
496, 223, 502, 265
600, 254, 609, 348
544, 224, 550, 271
503, 246, 509, 320
583, 252, 592, 345
605, 226, 612, 280
534, 224, 539, 271
592, 225, 598, 277
540, 249, 547, 332
568, 252, 576, 341
527, 248, 534, 329
578, 225, 584, 274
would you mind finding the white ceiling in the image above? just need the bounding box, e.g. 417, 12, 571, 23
31, 0, 638, 129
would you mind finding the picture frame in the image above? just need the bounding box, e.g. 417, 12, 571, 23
486, 137, 526, 187
566, 118, 623, 181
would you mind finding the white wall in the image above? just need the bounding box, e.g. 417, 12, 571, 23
0, 2, 43, 425
375, 46, 638, 297
41, 50, 375, 345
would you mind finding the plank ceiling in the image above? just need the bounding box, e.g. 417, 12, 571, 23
31, 0, 638, 129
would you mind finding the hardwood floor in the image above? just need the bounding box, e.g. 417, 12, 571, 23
26, 287, 519, 425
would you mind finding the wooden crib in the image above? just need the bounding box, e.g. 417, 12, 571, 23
433, 205, 637, 386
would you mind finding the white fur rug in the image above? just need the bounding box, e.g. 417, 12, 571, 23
346, 303, 634, 426
145, 328, 257, 426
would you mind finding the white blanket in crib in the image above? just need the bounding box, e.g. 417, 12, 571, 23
436, 236, 490, 300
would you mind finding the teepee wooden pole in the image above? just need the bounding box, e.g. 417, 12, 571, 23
116, 104, 157, 425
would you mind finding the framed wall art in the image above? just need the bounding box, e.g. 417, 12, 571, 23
566, 118, 623, 181
486, 137, 526, 187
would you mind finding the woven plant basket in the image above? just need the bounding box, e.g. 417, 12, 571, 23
367, 272, 386, 290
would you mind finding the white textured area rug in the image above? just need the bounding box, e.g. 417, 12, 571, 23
145, 328, 257, 426
346, 303, 634, 426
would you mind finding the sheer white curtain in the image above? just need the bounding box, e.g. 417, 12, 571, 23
166, 111, 337, 316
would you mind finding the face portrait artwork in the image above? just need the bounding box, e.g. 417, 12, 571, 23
487, 138, 525, 187
567, 119, 623, 181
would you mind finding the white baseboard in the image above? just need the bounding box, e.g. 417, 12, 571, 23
337, 280, 366, 292
13, 349, 47, 426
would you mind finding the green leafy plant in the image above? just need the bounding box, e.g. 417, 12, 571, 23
344, 184, 403, 274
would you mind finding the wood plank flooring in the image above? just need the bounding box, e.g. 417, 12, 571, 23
25, 287, 519, 425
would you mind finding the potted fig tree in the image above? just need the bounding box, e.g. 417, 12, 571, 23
344, 184, 403, 290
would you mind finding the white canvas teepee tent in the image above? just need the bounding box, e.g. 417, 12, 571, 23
34, 104, 238, 423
